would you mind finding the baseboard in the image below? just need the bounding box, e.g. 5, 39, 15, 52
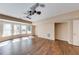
55, 39, 68, 43
55, 39, 79, 47
36, 36, 51, 40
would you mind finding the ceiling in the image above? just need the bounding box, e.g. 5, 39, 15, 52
0, 3, 79, 22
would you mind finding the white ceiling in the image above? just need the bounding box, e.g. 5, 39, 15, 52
0, 3, 79, 22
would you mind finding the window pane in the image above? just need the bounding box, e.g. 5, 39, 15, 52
13, 24, 20, 35
27, 25, 32, 34
3, 23, 12, 36
21, 25, 26, 34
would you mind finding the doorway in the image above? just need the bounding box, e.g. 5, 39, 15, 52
55, 22, 68, 42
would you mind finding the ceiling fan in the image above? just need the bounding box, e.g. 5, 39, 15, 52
24, 3, 45, 19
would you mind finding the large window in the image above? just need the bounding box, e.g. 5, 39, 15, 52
13, 24, 20, 35
3, 23, 12, 37
21, 25, 27, 34
1, 20, 32, 37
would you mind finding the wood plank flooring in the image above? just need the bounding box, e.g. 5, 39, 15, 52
0, 36, 79, 55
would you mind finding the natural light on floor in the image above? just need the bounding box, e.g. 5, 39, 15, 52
0, 41, 10, 47
22, 37, 29, 40
12, 38, 21, 43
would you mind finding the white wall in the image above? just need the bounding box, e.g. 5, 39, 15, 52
73, 20, 79, 46
36, 21, 54, 40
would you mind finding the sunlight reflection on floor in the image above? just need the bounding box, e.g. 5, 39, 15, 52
12, 38, 21, 43
0, 41, 10, 47
0, 36, 34, 47
21, 37, 29, 40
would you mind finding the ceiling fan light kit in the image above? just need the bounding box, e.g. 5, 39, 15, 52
24, 3, 45, 19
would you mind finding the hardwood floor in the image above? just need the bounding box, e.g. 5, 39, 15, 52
0, 36, 79, 55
